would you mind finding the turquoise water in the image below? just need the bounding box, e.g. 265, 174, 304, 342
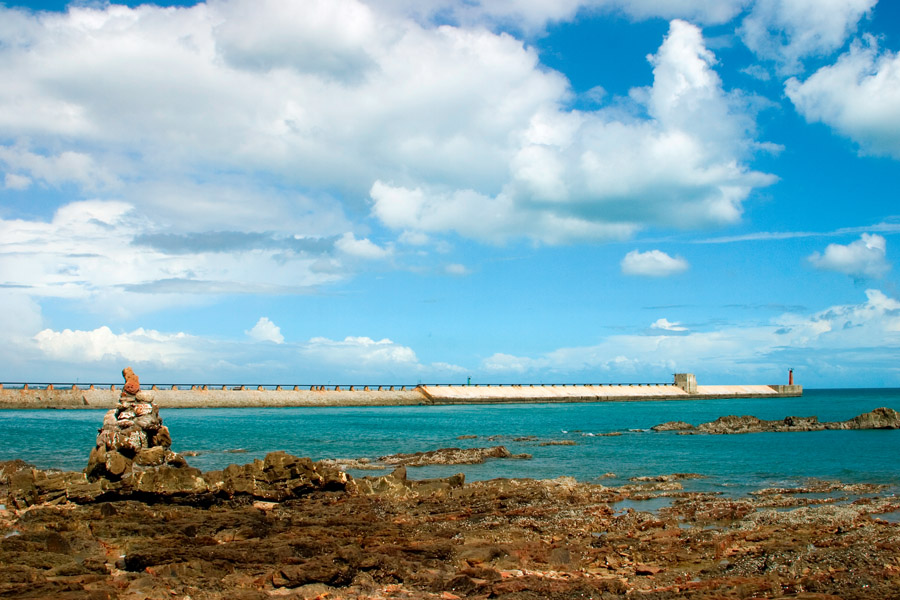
1, 389, 898, 496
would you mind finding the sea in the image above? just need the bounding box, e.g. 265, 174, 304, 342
2, 388, 899, 498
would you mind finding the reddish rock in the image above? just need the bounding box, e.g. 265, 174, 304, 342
122, 366, 140, 396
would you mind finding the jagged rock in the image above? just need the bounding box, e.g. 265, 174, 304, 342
655, 407, 900, 435
353, 465, 465, 497
206, 451, 350, 501
378, 445, 531, 467
651, 421, 695, 432
841, 406, 900, 430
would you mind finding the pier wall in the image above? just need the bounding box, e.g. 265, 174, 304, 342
0, 387, 427, 409
0, 379, 802, 409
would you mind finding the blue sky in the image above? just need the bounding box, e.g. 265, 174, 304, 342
1, 0, 898, 387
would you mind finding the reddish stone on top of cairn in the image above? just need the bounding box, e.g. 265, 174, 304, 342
86, 367, 185, 481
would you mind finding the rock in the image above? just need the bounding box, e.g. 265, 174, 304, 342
651, 421, 695, 432
86, 367, 186, 482
697, 415, 770, 434
354, 466, 465, 497
207, 451, 350, 501
654, 407, 900, 435
841, 407, 900, 430
378, 446, 531, 467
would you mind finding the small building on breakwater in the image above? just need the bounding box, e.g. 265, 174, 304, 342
0, 374, 801, 409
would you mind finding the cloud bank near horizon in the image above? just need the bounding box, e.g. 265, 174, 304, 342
11, 289, 897, 385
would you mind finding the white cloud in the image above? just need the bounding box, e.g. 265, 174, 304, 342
445, 263, 470, 276
25, 324, 465, 381
33, 326, 197, 366
481, 289, 900, 385
246, 317, 285, 344
740, 0, 876, 74
4, 173, 31, 190
334, 232, 391, 260
0, 6, 775, 250
808, 233, 891, 279
651, 318, 688, 331
378, 0, 748, 31
372, 20, 775, 244
0, 146, 118, 191
786, 36, 900, 158
0, 199, 353, 322
621, 249, 689, 277
300, 336, 420, 371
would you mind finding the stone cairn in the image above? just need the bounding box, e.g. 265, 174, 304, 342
86, 367, 186, 481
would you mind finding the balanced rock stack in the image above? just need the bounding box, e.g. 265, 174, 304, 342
86, 367, 186, 481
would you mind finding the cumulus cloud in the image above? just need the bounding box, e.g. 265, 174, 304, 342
786, 36, 900, 158
372, 20, 775, 244
740, 0, 876, 74
0, 4, 777, 253
246, 317, 285, 344
334, 232, 391, 260
651, 318, 688, 331
26, 324, 465, 381
808, 233, 891, 279
481, 289, 900, 385
33, 326, 197, 366
621, 250, 689, 277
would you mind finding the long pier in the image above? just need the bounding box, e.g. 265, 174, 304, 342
0, 374, 801, 409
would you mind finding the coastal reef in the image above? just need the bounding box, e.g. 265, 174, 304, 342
653, 406, 900, 434
2, 461, 900, 599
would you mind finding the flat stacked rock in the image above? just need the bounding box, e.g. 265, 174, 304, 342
86, 367, 186, 481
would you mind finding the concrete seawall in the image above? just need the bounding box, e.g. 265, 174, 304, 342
0, 387, 428, 409
0, 376, 802, 409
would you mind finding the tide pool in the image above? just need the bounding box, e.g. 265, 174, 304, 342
1, 388, 898, 496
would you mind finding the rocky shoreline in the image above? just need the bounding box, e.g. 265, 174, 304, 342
2, 456, 900, 599
1, 371, 898, 599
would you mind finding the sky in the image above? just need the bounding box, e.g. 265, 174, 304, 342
0, 0, 899, 388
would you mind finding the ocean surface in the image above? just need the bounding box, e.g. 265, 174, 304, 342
2, 388, 899, 497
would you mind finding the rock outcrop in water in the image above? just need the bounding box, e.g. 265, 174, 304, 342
379, 445, 532, 466
653, 406, 900, 434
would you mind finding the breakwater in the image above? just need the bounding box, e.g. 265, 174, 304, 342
0, 374, 801, 408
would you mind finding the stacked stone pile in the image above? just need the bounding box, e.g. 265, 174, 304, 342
86, 367, 186, 481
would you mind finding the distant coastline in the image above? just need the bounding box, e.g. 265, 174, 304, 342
0, 373, 801, 409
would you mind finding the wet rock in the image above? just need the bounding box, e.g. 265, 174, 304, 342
655, 407, 900, 434
379, 445, 531, 467
841, 406, 900, 430
207, 451, 350, 501
630, 473, 705, 482
3, 472, 900, 599
354, 466, 465, 497
651, 421, 695, 432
